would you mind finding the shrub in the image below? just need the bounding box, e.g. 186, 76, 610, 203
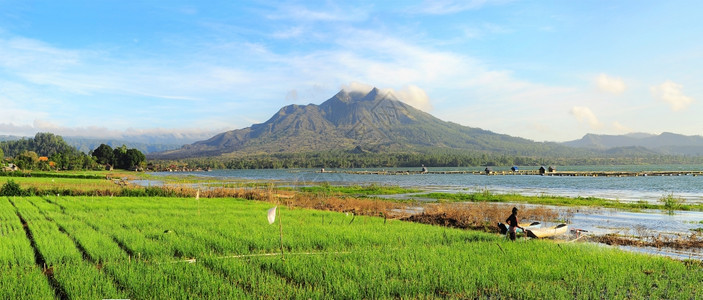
0, 179, 26, 196
659, 193, 683, 213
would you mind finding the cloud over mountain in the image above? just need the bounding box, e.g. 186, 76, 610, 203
651, 80, 693, 111
570, 106, 602, 129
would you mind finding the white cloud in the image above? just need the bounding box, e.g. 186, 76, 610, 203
388, 85, 433, 112
340, 83, 433, 112
612, 121, 632, 133
596, 73, 626, 94
0, 123, 35, 137
570, 106, 602, 129
0, 37, 81, 70
1, 5, 648, 143
461, 23, 512, 39
650, 80, 693, 111
415, 0, 506, 14
272, 26, 305, 39
266, 4, 368, 22
0, 119, 221, 141
341, 82, 374, 94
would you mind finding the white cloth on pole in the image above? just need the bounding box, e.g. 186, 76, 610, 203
267, 206, 277, 224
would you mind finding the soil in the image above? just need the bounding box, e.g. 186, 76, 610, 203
592, 233, 703, 250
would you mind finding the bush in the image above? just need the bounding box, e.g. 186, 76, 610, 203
0, 179, 26, 196
659, 193, 683, 213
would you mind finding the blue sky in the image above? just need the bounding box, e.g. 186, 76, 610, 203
1, 0, 701, 142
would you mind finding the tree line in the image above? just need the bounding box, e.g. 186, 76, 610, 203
148, 149, 703, 170
0, 133, 145, 171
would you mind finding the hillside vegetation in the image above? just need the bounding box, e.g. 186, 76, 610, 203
153, 88, 588, 159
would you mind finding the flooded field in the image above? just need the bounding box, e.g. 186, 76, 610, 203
555, 207, 703, 260
153, 166, 703, 203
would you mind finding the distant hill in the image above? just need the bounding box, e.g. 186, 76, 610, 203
563, 132, 703, 155
62, 137, 183, 154
0, 133, 80, 158
2, 135, 198, 154
153, 88, 581, 159
0, 135, 23, 142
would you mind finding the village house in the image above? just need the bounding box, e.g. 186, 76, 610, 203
2, 163, 19, 172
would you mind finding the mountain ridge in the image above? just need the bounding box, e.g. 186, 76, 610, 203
151, 88, 577, 160
562, 132, 703, 155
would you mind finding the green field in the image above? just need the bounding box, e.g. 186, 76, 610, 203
1, 195, 701, 299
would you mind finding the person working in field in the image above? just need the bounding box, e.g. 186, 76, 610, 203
505, 207, 524, 241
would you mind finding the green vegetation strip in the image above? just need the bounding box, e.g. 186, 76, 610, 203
0, 195, 700, 298
417, 190, 703, 211
0, 170, 106, 180
297, 183, 421, 196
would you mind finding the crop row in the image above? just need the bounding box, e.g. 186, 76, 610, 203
25, 196, 249, 299
1, 195, 701, 298
0, 197, 55, 299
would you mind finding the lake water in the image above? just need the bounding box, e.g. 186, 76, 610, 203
153, 165, 703, 204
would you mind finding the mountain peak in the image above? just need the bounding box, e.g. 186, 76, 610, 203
152, 89, 556, 159
338, 86, 401, 103
360, 87, 399, 102
624, 132, 656, 139
361, 87, 380, 101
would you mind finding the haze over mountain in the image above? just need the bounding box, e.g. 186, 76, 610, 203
1, 134, 210, 154
152, 88, 578, 160
563, 132, 703, 155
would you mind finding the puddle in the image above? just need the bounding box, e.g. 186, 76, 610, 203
130, 179, 164, 187
568, 209, 703, 236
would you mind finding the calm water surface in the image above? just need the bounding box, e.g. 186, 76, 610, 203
154, 165, 703, 203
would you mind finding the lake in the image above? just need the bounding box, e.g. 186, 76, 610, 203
153, 165, 703, 204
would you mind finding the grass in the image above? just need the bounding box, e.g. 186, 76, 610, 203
659, 193, 684, 214
0, 176, 121, 194
0, 195, 701, 298
296, 183, 421, 196
416, 190, 703, 212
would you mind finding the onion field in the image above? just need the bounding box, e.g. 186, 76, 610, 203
1, 195, 701, 299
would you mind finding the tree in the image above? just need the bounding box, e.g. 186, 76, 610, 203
91, 144, 115, 165
109, 145, 145, 170
15, 151, 39, 170
124, 148, 146, 169
113, 145, 128, 169
0, 146, 4, 163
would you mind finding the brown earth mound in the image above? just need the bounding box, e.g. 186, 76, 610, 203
593, 233, 703, 250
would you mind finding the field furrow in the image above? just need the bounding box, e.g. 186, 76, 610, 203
0, 197, 56, 299
11, 197, 126, 299
1, 195, 701, 298
8, 197, 69, 299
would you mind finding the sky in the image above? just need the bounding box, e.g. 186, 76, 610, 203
1, 0, 701, 143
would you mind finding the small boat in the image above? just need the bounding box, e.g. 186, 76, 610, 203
526, 223, 568, 238
497, 221, 541, 235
